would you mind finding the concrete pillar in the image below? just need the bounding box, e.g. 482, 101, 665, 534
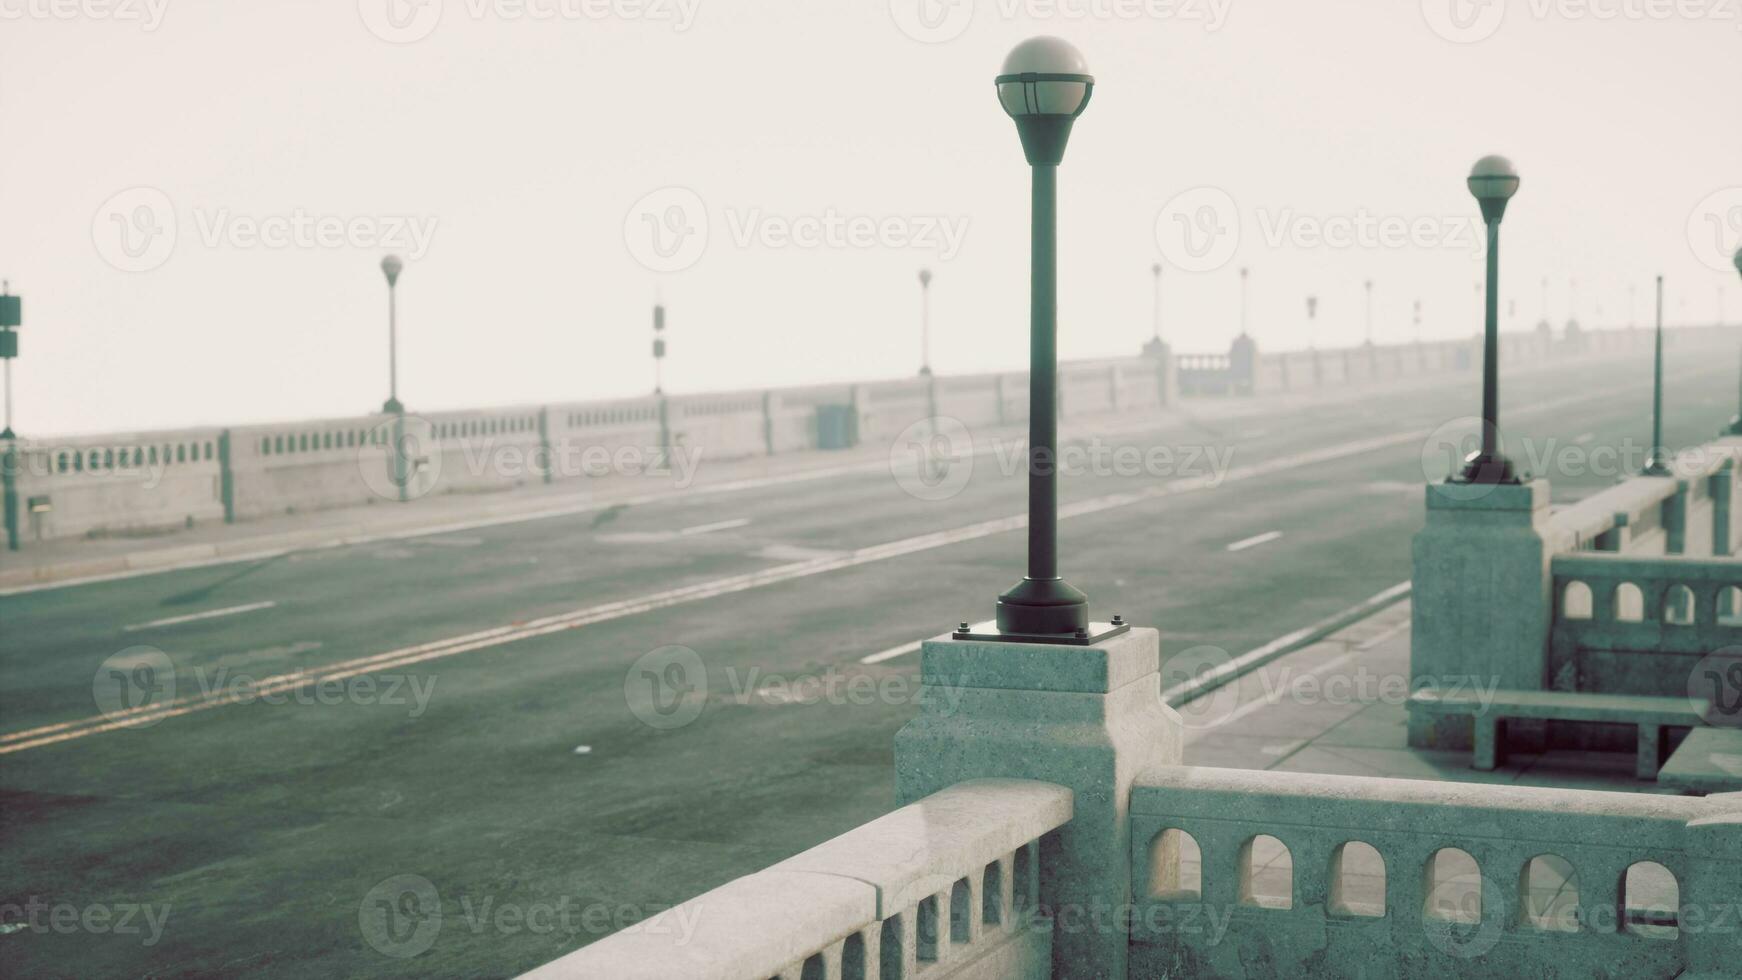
895, 627, 1181, 980
994, 374, 1008, 426
1713, 462, 1733, 556
1143, 339, 1175, 406
1680, 804, 1742, 979
218, 429, 236, 522
534, 408, 555, 484
1228, 334, 1256, 396
1, 441, 16, 551
1666, 481, 1688, 555
761, 391, 779, 456
1408, 480, 1555, 750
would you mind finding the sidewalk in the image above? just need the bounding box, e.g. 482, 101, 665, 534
1180, 597, 1681, 795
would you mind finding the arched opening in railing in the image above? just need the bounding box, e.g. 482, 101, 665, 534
1518, 853, 1580, 932
1237, 834, 1293, 909
1422, 848, 1482, 924
1622, 861, 1680, 940
949, 876, 972, 944
1147, 828, 1202, 900
1719, 586, 1742, 625
1615, 583, 1645, 622
1561, 581, 1593, 619
1328, 841, 1386, 917
917, 894, 941, 962
840, 932, 867, 980
1664, 585, 1696, 626
879, 916, 903, 978
981, 861, 1002, 926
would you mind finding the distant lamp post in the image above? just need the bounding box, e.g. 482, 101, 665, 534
0, 281, 18, 440
1151, 262, 1163, 343
380, 256, 405, 414
1306, 295, 1318, 347
1646, 276, 1671, 475
1454, 154, 1521, 485
1413, 299, 1423, 340
1363, 279, 1375, 345
918, 268, 934, 377
1538, 275, 1551, 332
1239, 267, 1251, 338
652, 299, 667, 394
964, 35, 1118, 644
1727, 248, 1742, 435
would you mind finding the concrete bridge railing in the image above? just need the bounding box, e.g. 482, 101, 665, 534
521, 622, 1742, 979
519, 779, 1071, 980
1129, 766, 1740, 980
1, 323, 1724, 551
1409, 435, 1742, 749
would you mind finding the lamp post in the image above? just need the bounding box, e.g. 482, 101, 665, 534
652, 299, 667, 394
1363, 279, 1374, 345
1150, 262, 1162, 343
1453, 154, 1521, 485
918, 268, 934, 377
965, 36, 1117, 644
1646, 276, 1671, 474
0, 282, 18, 441
1239, 267, 1250, 338
1413, 299, 1422, 340
380, 256, 405, 414
1730, 248, 1742, 435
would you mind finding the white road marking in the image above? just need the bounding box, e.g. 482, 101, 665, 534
1226, 531, 1283, 553
1574, 432, 1595, 445
860, 640, 923, 665
121, 601, 277, 633
681, 518, 750, 536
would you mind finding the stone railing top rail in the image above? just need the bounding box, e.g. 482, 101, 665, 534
518, 778, 1070, 980
1552, 550, 1742, 584
1132, 765, 1729, 847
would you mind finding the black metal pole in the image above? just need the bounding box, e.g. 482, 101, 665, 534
1647, 276, 1669, 474
1481, 221, 1500, 460
1028, 163, 1058, 583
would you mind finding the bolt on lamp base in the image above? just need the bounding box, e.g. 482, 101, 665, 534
1449, 452, 1521, 485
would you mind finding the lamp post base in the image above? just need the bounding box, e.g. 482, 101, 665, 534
1643, 455, 1673, 477
1450, 452, 1520, 485
0, 428, 13, 441
952, 618, 1130, 646
382, 398, 404, 415
992, 575, 1089, 637
1726, 416, 1742, 437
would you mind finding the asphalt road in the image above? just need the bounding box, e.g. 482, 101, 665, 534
2, 347, 1736, 978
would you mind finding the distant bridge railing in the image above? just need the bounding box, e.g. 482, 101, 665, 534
519, 779, 1070, 980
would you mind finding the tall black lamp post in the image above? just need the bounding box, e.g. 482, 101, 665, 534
380, 256, 405, 414
1454, 154, 1521, 485
918, 268, 934, 377
1646, 275, 1671, 474
961, 36, 1121, 644
1728, 248, 1742, 435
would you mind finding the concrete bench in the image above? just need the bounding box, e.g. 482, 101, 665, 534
1408, 689, 1709, 779
1657, 727, 1742, 794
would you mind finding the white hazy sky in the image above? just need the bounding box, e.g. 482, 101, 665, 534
3, 0, 1739, 436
